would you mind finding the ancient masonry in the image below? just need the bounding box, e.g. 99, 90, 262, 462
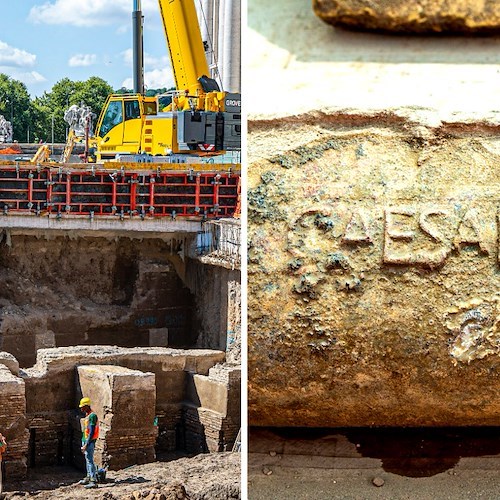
0, 346, 240, 480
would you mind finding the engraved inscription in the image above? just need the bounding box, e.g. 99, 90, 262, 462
288, 203, 497, 270
342, 209, 372, 244
455, 208, 488, 253
383, 206, 455, 266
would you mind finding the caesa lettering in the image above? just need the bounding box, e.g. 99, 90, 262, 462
289, 204, 500, 268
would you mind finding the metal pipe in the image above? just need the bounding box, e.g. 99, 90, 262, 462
133, 0, 144, 94
217, 0, 226, 90
222, 0, 240, 92
198, 0, 215, 74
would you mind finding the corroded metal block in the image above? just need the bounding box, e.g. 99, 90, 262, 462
248, 111, 500, 427
313, 0, 500, 33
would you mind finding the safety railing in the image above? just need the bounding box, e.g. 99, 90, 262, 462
197, 218, 241, 267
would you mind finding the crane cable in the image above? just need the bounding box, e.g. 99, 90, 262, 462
195, 0, 223, 90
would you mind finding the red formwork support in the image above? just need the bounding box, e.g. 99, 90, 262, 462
0, 165, 239, 218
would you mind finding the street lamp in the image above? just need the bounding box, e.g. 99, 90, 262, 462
51, 113, 55, 153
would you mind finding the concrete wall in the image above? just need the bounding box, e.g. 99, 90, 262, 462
185, 258, 241, 351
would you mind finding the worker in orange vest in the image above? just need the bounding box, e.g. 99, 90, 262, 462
78, 397, 99, 489
0, 432, 7, 495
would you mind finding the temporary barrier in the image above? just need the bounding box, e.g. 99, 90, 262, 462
0, 165, 239, 218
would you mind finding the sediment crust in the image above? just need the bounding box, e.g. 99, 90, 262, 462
248, 108, 500, 427
313, 0, 500, 34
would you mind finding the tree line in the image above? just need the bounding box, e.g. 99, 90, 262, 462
0, 73, 171, 143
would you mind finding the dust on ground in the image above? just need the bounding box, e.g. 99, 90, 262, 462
248, 428, 500, 499
248, 0, 500, 119
3, 452, 240, 500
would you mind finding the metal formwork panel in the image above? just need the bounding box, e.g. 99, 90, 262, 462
0, 166, 48, 214
0, 165, 238, 219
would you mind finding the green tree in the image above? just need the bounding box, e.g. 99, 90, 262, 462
36, 76, 113, 142
0, 74, 35, 142
72, 76, 113, 117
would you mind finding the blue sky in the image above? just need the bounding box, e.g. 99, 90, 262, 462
0, 0, 175, 97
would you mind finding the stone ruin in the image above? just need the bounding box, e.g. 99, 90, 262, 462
0, 115, 13, 143
0, 345, 240, 482
63, 105, 95, 137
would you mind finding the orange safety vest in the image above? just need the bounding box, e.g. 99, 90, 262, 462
83, 412, 99, 442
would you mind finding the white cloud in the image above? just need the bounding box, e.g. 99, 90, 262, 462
121, 48, 170, 69
122, 68, 174, 90
68, 54, 97, 67
0, 41, 36, 68
26, 71, 47, 83
0, 67, 46, 84
29, 0, 159, 28
121, 47, 174, 89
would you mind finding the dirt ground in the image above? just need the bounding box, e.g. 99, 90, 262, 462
3, 452, 240, 500
248, 428, 500, 499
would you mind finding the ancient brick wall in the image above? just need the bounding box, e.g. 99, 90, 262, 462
1, 346, 238, 480
184, 365, 241, 453
76, 365, 157, 470
0, 362, 29, 481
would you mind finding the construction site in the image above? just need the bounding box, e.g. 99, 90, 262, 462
0, 0, 241, 498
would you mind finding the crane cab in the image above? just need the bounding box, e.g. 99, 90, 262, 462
95, 91, 240, 162
95, 94, 162, 161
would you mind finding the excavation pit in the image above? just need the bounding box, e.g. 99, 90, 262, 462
0, 223, 241, 484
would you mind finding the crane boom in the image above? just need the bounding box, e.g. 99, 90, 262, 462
158, 0, 217, 95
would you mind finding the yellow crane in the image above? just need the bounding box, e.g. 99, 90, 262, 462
94, 0, 241, 162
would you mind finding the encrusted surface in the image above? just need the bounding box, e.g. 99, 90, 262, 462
314, 0, 500, 33
248, 111, 500, 427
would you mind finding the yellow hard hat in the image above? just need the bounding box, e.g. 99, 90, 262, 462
79, 397, 91, 408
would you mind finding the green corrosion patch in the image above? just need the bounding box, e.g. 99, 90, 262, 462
268, 138, 340, 169
248, 170, 289, 223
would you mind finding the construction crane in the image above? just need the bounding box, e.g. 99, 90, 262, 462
94, 0, 241, 162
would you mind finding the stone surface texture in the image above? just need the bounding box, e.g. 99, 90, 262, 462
314, 0, 500, 33
248, 110, 500, 427
75, 365, 157, 470
0, 351, 19, 375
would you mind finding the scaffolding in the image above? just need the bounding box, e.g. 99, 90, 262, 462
197, 218, 241, 267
